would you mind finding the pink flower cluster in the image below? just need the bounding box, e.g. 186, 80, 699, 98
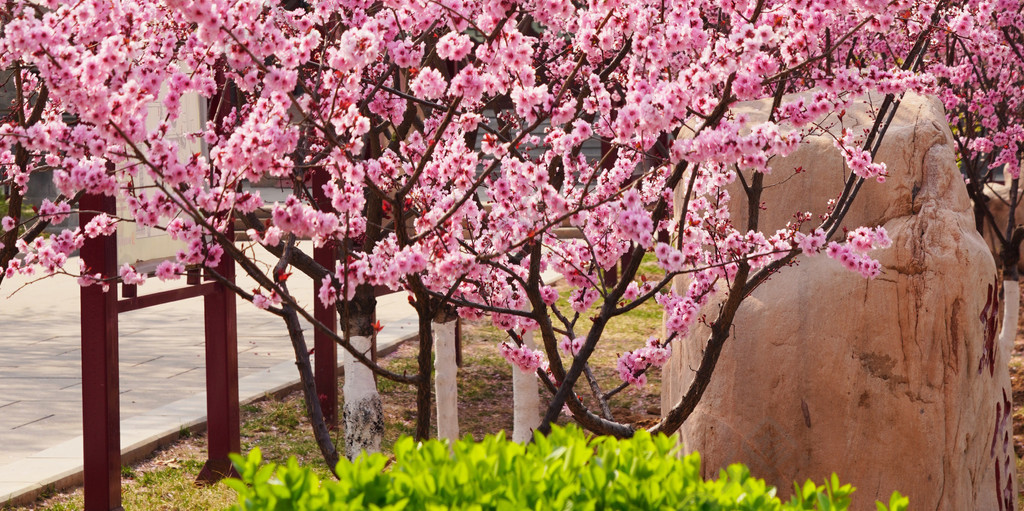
155, 260, 186, 282
14, 229, 83, 276
834, 132, 887, 182
658, 291, 701, 338
410, 68, 447, 100
794, 229, 829, 254
616, 338, 672, 389
53, 158, 118, 198
568, 287, 599, 313
613, 190, 655, 249
77, 269, 109, 293
436, 32, 472, 61
499, 342, 546, 374
558, 336, 584, 356
82, 214, 117, 239
118, 264, 147, 286
38, 200, 72, 224
318, 275, 338, 308
824, 227, 891, 279
271, 196, 340, 247
252, 290, 283, 310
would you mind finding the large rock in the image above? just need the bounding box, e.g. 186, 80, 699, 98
662, 93, 1017, 509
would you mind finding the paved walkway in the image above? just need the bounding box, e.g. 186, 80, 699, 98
0, 242, 419, 506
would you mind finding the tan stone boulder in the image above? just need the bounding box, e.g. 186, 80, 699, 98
662, 93, 1017, 510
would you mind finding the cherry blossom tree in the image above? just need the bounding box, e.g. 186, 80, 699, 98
925, 1, 1024, 365
0, 45, 78, 287
0, 0, 955, 470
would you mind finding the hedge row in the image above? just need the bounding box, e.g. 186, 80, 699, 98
225, 425, 908, 511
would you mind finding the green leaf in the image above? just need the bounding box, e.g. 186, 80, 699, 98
221, 426, 883, 511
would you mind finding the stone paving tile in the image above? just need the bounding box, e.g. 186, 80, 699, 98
1, 415, 83, 465
0, 379, 80, 401
29, 437, 84, 460
0, 482, 43, 500
2, 405, 61, 431
0, 456, 80, 486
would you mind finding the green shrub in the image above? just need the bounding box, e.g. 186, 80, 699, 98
224, 425, 908, 511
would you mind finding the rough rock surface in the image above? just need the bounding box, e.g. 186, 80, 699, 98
662, 93, 1017, 510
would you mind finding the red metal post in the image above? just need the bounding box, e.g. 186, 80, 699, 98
197, 230, 240, 483
620, 246, 634, 280
198, 71, 242, 481
604, 263, 618, 287
312, 168, 338, 428
80, 192, 122, 511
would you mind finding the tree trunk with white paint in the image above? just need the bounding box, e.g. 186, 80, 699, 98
433, 320, 459, 443
512, 330, 541, 443
1001, 280, 1019, 355
343, 335, 383, 460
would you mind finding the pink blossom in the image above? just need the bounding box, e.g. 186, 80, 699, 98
539, 285, 559, 305
388, 40, 424, 68
83, 214, 117, 238
834, 134, 887, 182
5, 260, 20, 279
118, 264, 147, 286
155, 260, 185, 282
318, 276, 338, 307
436, 32, 472, 61
795, 229, 828, 255
410, 68, 447, 100
654, 242, 686, 272
616, 352, 648, 388
558, 336, 584, 356
569, 287, 599, 313
38, 199, 72, 224
825, 242, 884, 279
616, 338, 671, 388
659, 292, 701, 337
252, 291, 276, 310
499, 342, 545, 373
448, 65, 486, 103
623, 281, 641, 301
77, 272, 108, 293
335, 257, 369, 301
261, 226, 283, 247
